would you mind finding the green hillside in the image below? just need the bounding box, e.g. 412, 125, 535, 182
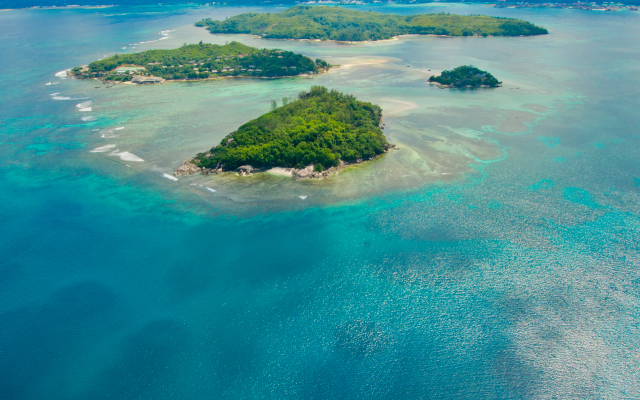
196, 5, 549, 42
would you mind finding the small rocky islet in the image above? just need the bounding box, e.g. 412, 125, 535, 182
428, 65, 502, 89
175, 86, 394, 180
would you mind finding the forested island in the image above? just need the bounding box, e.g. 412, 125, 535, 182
196, 5, 549, 42
176, 86, 391, 179
428, 65, 501, 88
70, 42, 330, 82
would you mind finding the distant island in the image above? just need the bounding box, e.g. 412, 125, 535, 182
195, 5, 549, 42
492, 2, 639, 11
176, 86, 392, 180
70, 42, 330, 83
428, 65, 502, 88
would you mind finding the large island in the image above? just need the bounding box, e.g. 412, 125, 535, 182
428, 65, 502, 88
196, 5, 549, 42
176, 86, 392, 180
70, 42, 330, 83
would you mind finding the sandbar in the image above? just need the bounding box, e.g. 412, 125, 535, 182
383, 99, 419, 115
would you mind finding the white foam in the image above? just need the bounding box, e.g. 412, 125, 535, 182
100, 127, 124, 138
55, 69, 70, 78
90, 144, 116, 153
49, 92, 60, 96
79, 107, 92, 112
134, 39, 158, 45
45, 82, 59, 86
81, 116, 97, 122
206, 187, 216, 193
109, 150, 143, 162
162, 173, 178, 181
159, 36, 170, 40
76, 101, 92, 108
52, 95, 89, 101
91, 129, 100, 132
298, 196, 307, 200
189, 183, 198, 186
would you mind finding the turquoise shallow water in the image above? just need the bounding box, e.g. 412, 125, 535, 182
1, 4, 640, 399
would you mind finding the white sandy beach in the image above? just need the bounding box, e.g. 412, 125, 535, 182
267, 167, 293, 177
339, 59, 392, 69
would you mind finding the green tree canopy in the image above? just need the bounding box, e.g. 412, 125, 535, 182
193, 86, 390, 171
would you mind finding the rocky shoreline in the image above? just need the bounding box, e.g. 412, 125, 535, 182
174, 145, 396, 180
427, 81, 501, 89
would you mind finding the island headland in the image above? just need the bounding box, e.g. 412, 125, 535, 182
175, 86, 393, 180
70, 42, 330, 83
428, 65, 502, 88
196, 5, 549, 42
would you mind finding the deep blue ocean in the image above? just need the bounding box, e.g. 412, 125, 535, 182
1, 4, 640, 399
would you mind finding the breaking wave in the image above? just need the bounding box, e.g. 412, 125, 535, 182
76, 101, 92, 108
52, 95, 89, 101
54, 69, 69, 78
162, 173, 178, 181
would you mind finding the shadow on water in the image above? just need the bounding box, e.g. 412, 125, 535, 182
0, 282, 118, 400
83, 319, 204, 399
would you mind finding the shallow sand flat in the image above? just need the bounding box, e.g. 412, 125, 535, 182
383, 99, 419, 115
109, 150, 144, 162
90, 144, 116, 153
338, 58, 393, 69
266, 167, 293, 177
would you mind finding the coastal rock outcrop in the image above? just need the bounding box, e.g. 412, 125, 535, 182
175, 160, 201, 176
175, 160, 220, 176
292, 165, 314, 180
